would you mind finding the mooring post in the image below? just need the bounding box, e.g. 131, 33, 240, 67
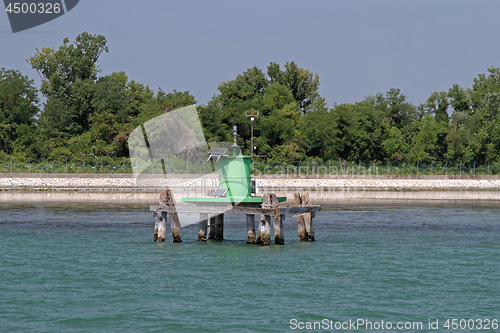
257, 193, 272, 245
198, 213, 208, 241
161, 189, 181, 243
294, 192, 308, 241
246, 214, 256, 244
158, 211, 168, 242
170, 211, 182, 243
302, 191, 315, 241
208, 214, 216, 239
263, 215, 271, 245
256, 213, 263, 243
214, 213, 224, 240
271, 193, 284, 245
154, 189, 170, 242
256, 215, 271, 245
153, 211, 160, 242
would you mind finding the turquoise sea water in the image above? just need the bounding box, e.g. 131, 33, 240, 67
1, 202, 499, 332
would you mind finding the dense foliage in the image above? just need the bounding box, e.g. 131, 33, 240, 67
2, 32, 500, 171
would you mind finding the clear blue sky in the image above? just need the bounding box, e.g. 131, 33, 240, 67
2, 0, 499, 107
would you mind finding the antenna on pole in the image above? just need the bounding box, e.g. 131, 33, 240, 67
245, 110, 259, 158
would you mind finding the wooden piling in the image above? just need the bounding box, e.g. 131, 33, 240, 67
170, 211, 182, 243
256, 213, 263, 243
155, 189, 171, 242
271, 193, 284, 245
263, 215, 271, 245
151, 190, 320, 244
214, 214, 224, 240
161, 189, 182, 243
294, 192, 307, 241
154, 212, 160, 242
302, 191, 315, 241
158, 211, 168, 242
246, 214, 256, 244
198, 213, 208, 241
159, 189, 169, 203
257, 193, 272, 245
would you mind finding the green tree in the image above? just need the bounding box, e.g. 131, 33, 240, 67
332, 101, 384, 162
425, 91, 449, 123
408, 114, 439, 163
0, 68, 39, 154
470, 67, 500, 108
303, 96, 339, 159
27, 32, 108, 137
93, 71, 130, 123
267, 61, 320, 111
380, 121, 407, 162
370, 88, 418, 131
448, 84, 470, 115
200, 62, 321, 163
28, 32, 108, 96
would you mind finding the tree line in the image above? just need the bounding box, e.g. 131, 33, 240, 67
2, 32, 500, 170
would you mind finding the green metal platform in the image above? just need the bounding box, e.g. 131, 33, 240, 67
182, 196, 287, 204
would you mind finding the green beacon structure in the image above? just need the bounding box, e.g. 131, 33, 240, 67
182, 126, 286, 205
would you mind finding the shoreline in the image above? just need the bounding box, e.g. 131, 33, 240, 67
1, 190, 500, 205
1, 173, 500, 203
2, 173, 500, 190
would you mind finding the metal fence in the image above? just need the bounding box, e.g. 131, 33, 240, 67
1, 158, 499, 176
251, 160, 500, 177
0, 158, 133, 174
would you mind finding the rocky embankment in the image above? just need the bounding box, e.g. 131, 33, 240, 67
1, 173, 500, 191
2, 174, 500, 203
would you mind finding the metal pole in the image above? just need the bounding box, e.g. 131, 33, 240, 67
245, 110, 259, 158
251, 120, 254, 158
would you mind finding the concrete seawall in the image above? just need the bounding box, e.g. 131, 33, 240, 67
1, 173, 500, 203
